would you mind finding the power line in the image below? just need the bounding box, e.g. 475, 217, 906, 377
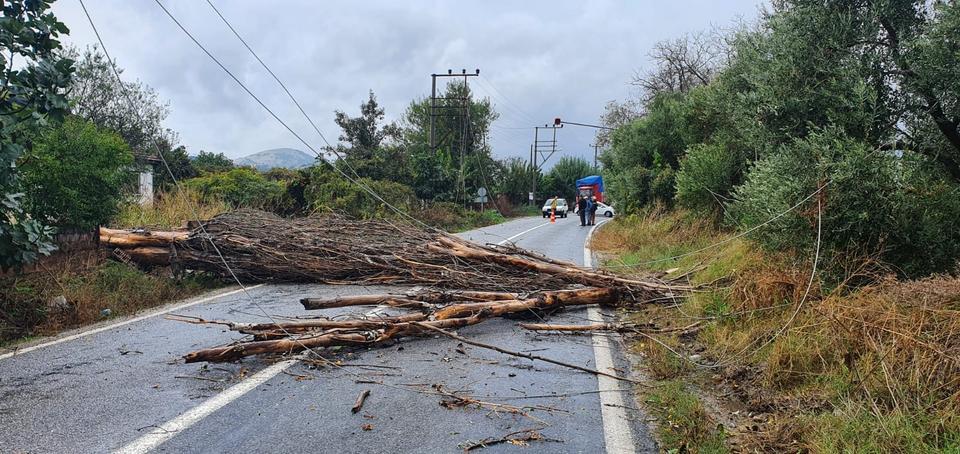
204, 0, 333, 151
79, 0, 328, 363
475, 76, 540, 125
153, 0, 539, 313
150, 0, 438, 235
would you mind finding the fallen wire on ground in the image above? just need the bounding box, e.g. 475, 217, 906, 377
106, 209, 693, 368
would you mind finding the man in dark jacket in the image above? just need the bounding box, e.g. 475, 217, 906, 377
577, 196, 587, 226
589, 196, 598, 225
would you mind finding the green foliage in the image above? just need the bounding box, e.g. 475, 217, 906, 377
417, 202, 505, 232
496, 157, 540, 206
675, 143, 742, 214
328, 91, 412, 183
67, 45, 172, 156
154, 142, 196, 190
601, 93, 693, 212
304, 169, 417, 219
645, 381, 729, 453
184, 167, 283, 210
19, 117, 133, 229
192, 150, 234, 174
807, 402, 960, 454
731, 128, 960, 277
403, 81, 499, 202
542, 156, 593, 203
0, 0, 74, 270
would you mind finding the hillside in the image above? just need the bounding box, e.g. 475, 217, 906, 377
235, 148, 315, 171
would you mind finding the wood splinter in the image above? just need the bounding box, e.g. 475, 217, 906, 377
352, 389, 371, 414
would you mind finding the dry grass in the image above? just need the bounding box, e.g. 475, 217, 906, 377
0, 262, 219, 343
114, 187, 230, 229
592, 209, 960, 452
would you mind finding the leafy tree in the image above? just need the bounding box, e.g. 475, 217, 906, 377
0, 0, 74, 270
19, 117, 133, 229
496, 158, 540, 206
193, 150, 234, 174
600, 93, 693, 211
542, 157, 593, 203
328, 91, 410, 182
404, 81, 499, 203
153, 141, 196, 189
67, 45, 173, 156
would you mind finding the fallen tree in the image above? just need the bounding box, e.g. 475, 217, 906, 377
105, 210, 691, 364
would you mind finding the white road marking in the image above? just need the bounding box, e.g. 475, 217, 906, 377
114, 358, 298, 454
0, 285, 263, 361
496, 220, 552, 245
585, 220, 637, 454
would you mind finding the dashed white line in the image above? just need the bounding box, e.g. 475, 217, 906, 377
113, 358, 298, 454
585, 220, 636, 454
0, 285, 263, 361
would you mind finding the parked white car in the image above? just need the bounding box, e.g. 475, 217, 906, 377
596, 202, 615, 217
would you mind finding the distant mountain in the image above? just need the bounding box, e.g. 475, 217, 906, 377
235, 148, 315, 171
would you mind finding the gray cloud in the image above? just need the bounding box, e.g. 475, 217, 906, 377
54, 0, 762, 164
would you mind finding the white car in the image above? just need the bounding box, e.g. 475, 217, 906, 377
596, 202, 615, 217
541, 198, 568, 218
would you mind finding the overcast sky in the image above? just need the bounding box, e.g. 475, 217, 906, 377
53, 0, 763, 165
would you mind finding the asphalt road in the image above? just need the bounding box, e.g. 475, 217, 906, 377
0, 215, 654, 453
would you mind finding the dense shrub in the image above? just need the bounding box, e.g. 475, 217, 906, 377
305, 174, 417, 219
417, 201, 505, 232
19, 117, 133, 229
184, 167, 283, 209
730, 129, 960, 277
192, 150, 234, 174
675, 143, 743, 215
600, 93, 694, 213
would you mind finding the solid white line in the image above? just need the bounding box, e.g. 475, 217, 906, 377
496, 220, 552, 245
585, 220, 636, 454
114, 358, 297, 454
0, 284, 263, 361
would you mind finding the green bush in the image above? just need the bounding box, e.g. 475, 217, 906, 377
730, 128, 960, 277
305, 174, 417, 219
184, 167, 283, 210
19, 117, 133, 229
675, 143, 743, 215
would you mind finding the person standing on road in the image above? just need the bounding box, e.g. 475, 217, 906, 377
585, 196, 594, 226
589, 196, 599, 225
577, 196, 587, 226
551, 196, 558, 218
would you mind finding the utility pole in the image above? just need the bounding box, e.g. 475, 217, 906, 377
529, 143, 535, 206
429, 69, 479, 203
530, 123, 562, 205
591, 143, 600, 170
429, 69, 479, 151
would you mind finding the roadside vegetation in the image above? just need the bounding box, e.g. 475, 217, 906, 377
0, 262, 219, 344
593, 210, 960, 452
594, 1, 960, 451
